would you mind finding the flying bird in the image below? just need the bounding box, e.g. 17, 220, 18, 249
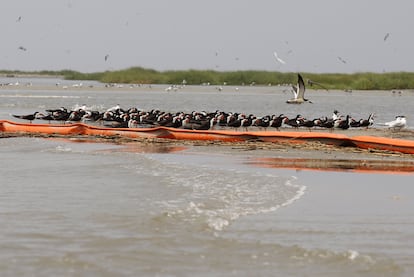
337, 56, 347, 64
286, 74, 312, 104
16, 16, 22, 22
384, 33, 390, 41
18, 46, 27, 51
273, 51, 286, 64
104, 54, 109, 61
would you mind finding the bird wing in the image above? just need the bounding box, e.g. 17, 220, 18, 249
384, 119, 397, 127
291, 85, 298, 99
273, 51, 286, 64
308, 79, 329, 91
297, 74, 305, 99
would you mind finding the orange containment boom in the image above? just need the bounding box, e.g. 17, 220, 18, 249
1, 120, 414, 154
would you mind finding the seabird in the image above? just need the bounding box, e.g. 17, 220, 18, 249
104, 54, 109, 61
273, 51, 286, 64
18, 46, 27, 51
286, 74, 312, 104
335, 115, 350, 130
269, 114, 288, 130
12, 112, 41, 123
350, 113, 375, 128
384, 33, 390, 41
332, 110, 340, 121
337, 56, 347, 64
382, 116, 407, 130
285, 114, 303, 128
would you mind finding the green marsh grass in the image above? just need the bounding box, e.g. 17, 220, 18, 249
2, 68, 414, 90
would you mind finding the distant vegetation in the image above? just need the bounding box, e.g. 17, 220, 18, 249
2, 67, 414, 90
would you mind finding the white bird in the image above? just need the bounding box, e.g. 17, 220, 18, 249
273, 51, 286, 64
383, 116, 407, 130
286, 74, 311, 104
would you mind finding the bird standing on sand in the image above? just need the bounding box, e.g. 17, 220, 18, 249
286, 74, 312, 104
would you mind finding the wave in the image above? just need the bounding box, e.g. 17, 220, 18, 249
140, 153, 306, 231
281, 245, 403, 276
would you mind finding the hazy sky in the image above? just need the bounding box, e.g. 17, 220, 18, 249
2, 0, 413, 73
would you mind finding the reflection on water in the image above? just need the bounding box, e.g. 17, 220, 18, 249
45, 137, 188, 154
249, 157, 414, 174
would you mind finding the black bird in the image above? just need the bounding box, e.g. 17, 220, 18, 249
269, 114, 288, 130
335, 115, 350, 130
252, 115, 270, 130
12, 112, 40, 123
316, 117, 335, 130
37, 113, 54, 122
285, 114, 302, 128
46, 107, 70, 121
358, 113, 375, 128
240, 115, 254, 131
298, 117, 317, 130
227, 114, 242, 129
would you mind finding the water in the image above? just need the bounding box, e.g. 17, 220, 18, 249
1, 78, 413, 125
1, 78, 414, 276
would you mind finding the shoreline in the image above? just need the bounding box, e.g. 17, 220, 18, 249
2, 75, 414, 93
3, 69, 414, 90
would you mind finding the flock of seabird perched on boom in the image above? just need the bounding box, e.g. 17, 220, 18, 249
11, 105, 406, 132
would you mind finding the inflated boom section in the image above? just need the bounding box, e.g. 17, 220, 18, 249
1, 120, 414, 154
